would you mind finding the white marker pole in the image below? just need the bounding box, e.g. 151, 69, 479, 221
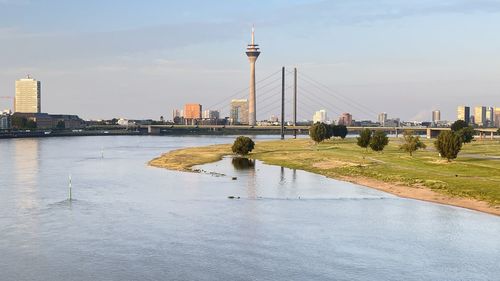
69, 174, 72, 201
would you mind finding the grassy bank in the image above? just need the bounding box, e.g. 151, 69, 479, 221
149, 138, 500, 214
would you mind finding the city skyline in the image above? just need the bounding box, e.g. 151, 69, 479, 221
1, 1, 500, 120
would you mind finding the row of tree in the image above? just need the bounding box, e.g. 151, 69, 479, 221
310, 119, 482, 161
356, 129, 390, 152
11, 116, 37, 129
309, 123, 349, 143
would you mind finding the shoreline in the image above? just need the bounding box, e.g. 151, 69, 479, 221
336, 175, 500, 216
149, 140, 500, 217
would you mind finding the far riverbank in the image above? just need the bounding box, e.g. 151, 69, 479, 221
149, 138, 500, 216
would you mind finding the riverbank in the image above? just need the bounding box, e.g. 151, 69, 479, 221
149, 138, 500, 216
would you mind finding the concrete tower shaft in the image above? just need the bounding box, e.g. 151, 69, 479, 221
246, 27, 260, 126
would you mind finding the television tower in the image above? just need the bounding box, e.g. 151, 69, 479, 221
246, 26, 260, 126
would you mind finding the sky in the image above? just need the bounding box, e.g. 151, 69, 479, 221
0, 0, 499, 121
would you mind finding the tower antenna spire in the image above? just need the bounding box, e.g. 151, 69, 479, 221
251, 25, 255, 45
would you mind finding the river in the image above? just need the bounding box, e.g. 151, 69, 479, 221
0, 136, 499, 281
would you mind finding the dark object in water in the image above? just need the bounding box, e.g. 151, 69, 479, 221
227, 196, 241, 199
232, 177, 237, 180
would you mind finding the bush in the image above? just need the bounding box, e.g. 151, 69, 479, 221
369, 131, 389, 152
434, 131, 462, 161
232, 136, 255, 155
400, 130, 426, 156
309, 122, 328, 143
357, 129, 372, 150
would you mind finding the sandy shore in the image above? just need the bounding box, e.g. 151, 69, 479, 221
338, 176, 500, 216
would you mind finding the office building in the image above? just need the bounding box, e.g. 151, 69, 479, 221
172, 109, 182, 119
385, 118, 401, 127
269, 115, 279, 123
432, 110, 441, 123
202, 110, 220, 120
378, 112, 387, 126
486, 107, 494, 127
11, 112, 84, 129
495, 107, 500, 127
230, 99, 249, 125
245, 27, 260, 126
457, 106, 470, 124
0, 111, 11, 130
313, 110, 327, 123
15, 75, 41, 113
338, 113, 353, 126
474, 106, 487, 127
183, 103, 202, 123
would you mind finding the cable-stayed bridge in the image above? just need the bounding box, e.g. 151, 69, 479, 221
147, 67, 498, 139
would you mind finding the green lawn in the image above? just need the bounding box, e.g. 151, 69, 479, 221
150, 137, 500, 206
251, 138, 500, 206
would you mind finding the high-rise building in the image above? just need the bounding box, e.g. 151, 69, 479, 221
378, 112, 387, 126
202, 110, 220, 120
183, 104, 202, 123
313, 110, 327, 123
230, 99, 249, 125
486, 107, 494, 127
494, 107, 500, 127
172, 109, 182, 119
432, 110, 441, 123
245, 26, 260, 126
15, 75, 41, 113
0, 111, 11, 130
457, 106, 470, 124
338, 113, 353, 126
474, 106, 487, 127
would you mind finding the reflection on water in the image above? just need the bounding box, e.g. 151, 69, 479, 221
231, 157, 258, 198
0, 136, 499, 281
14, 138, 40, 210
231, 157, 255, 170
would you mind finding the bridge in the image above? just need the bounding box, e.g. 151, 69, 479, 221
167, 67, 498, 140
144, 124, 499, 139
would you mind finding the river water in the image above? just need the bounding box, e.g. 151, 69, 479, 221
0, 136, 499, 281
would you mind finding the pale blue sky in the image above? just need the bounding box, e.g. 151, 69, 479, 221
1, 0, 499, 121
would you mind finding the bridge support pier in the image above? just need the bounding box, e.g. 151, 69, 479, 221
148, 126, 161, 135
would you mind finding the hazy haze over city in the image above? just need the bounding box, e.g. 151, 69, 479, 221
1, 0, 499, 121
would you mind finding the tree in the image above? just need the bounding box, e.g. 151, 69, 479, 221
309, 122, 328, 143
400, 130, 426, 156
498, 128, 500, 135
232, 136, 255, 155
457, 126, 475, 144
434, 131, 462, 161
26, 120, 37, 129
357, 129, 372, 150
369, 131, 389, 152
11, 116, 28, 129
451, 120, 468, 132
337, 125, 348, 139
